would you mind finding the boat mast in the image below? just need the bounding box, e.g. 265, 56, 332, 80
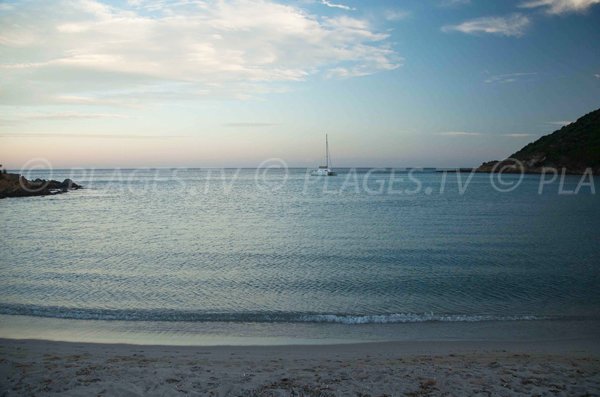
326, 134, 329, 168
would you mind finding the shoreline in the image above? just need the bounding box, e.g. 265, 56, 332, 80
2, 333, 600, 353
2, 314, 600, 346
2, 337, 599, 395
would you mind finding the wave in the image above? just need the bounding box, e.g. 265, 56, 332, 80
0, 303, 545, 324
298, 313, 542, 324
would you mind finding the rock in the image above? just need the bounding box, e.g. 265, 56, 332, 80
0, 172, 83, 199
61, 179, 82, 189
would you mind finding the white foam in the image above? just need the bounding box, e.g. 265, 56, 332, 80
299, 313, 542, 324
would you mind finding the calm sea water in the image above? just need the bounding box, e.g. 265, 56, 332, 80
1, 168, 599, 342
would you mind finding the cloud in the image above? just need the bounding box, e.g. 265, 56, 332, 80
0, 0, 399, 107
0, 119, 18, 126
321, 0, 355, 11
327, 56, 401, 78
0, 111, 128, 127
0, 132, 183, 139
484, 72, 537, 84
519, 0, 600, 14
223, 122, 279, 127
51, 95, 144, 108
439, 0, 471, 7
503, 133, 534, 137
384, 10, 410, 21
437, 131, 535, 138
436, 131, 482, 136
442, 13, 530, 37
15, 112, 128, 120
595, 73, 600, 79
545, 120, 572, 126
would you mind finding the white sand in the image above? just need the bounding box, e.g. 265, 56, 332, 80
1, 338, 599, 396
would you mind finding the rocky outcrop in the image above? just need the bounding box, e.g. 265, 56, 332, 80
0, 172, 82, 199
476, 108, 600, 175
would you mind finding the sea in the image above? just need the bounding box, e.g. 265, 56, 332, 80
1, 168, 599, 345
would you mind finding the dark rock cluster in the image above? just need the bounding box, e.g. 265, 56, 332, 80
0, 172, 82, 199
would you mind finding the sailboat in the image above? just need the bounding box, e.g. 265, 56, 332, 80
311, 134, 337, 176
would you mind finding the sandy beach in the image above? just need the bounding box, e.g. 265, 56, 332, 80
1, 337, 599, 396
2, 0, 600, 394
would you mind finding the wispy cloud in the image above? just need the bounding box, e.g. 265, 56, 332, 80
0, 133, 184, 139
436, 131, 535, 138
0, 112, 128, 126
50, 95, 144, 109
503, 133, 534, 137
327, 58, 401, 78
320, 0, 355, 11
17, 112, 128, 120
439, 0, 471, 7
519, 0, 600, 14
484, 72, 537, 84
545, 120, 572, 126
436, 131, 482, 136
0, 0, 399, 107
442, 13, 530, 37
0, 119, 18, 126
595, 73, 600, 79
384, 9, 410, 21
223, 122, 279, 127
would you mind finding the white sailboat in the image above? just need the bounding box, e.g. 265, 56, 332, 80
311, 134, 337, 176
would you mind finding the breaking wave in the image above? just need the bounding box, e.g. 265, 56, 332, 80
0, 304, 544, 324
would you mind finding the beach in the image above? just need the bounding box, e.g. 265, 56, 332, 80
2, 336, 599, 396
1, 170, 599, 395
2, 0, 600, 394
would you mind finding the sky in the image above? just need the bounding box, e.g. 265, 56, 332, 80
1, 0, 599, 168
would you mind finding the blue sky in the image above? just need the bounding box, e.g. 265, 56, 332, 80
1, 0, 599, 168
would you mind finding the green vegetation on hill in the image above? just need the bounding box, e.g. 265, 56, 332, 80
477, 108, 600, 174
511, 108, 600, 171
